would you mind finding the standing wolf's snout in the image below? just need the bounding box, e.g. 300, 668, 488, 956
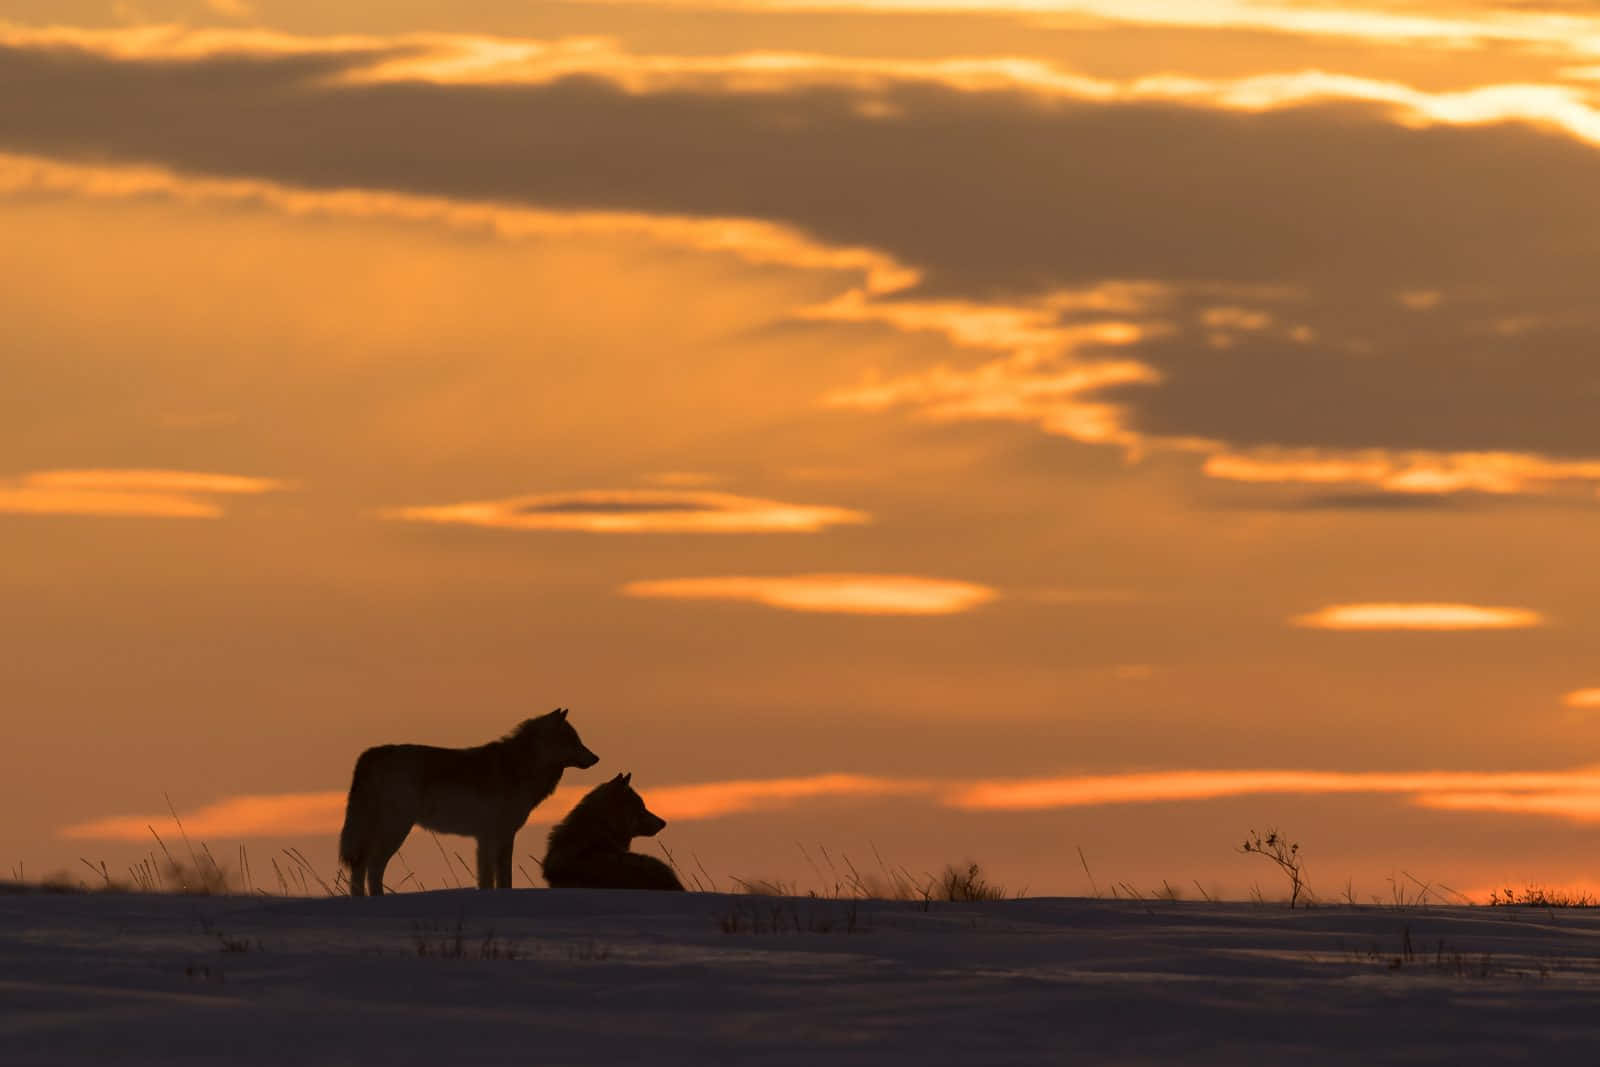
573, 745, 600, 769
640, 811, 667, 836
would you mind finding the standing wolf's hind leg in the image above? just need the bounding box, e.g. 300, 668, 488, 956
364, 819, 410, 896
475, 839, 497, 890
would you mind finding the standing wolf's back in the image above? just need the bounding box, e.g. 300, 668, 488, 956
338, 744, 429, 866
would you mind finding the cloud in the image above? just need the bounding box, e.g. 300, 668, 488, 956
0, 151, 917, 297
1203, 448, 1600, 496
819, 306, 1167, 447
1291, 603, 1546, 631
59, 774, 932, 840
943, 768, 1600, 824
1564, 689, 1600, 708
8, 30, 1600, 481
0, 468, 289, 518
643, 773, 934, 819
6, 27, 1600, 300
1414, 790, 1600, 820
383, 489, 868, 534
941, 768, 1591, 811
11, 25, 1600, 146
826, 355, 1163, 448
61, 791, 347, 841
26, 469, 287, 495
621, 574, 998, 614
63, 765, 1600, 840
548, 1, 1600, 62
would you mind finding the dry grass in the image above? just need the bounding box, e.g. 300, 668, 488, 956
1487, 885, 1600, 908
730, 846, 1018, 906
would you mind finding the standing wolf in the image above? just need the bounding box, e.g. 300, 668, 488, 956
339, 708, 599, 896
542, 773, 684, 891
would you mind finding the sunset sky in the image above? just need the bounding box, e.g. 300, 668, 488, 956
7, 0, 1600, 900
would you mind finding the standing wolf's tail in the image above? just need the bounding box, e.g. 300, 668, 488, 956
338, 749, 376, 869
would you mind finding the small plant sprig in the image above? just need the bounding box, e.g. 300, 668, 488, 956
1240, 828, 1309, 908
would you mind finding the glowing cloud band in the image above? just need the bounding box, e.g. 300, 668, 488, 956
62, 766, 1600, 841
384, 490, 868, 534
621, 574, 998, 615
0, 469, 290, 519
1292, 603, 1545, 631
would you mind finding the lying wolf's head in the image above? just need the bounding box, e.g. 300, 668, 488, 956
517, 707, 600, 769
559, 772, 668, 845
605, 772, 668, 838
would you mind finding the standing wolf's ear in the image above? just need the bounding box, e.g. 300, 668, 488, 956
556, 707, 568, 719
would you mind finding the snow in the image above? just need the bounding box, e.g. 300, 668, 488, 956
5, 887, 1600, 1065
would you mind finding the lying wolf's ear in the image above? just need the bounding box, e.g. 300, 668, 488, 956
611, 772, 626, 784
622, 772, 632, 785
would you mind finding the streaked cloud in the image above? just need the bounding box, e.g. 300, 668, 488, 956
947, 768, 1600, 827
1291, 603, 1546, 631
61, 791, 347, 841
324, 34, 1600, 154
621, 574, 998, 614
645, 773, 934, 819
0, 152, 918, 298
16, 2, 1600, 63
1205, 447, 1600, 496
321, 47, 1600, 153
8, 24, 1600, 149
1564, 689, 1600, 708
0, 468, 289, 519
552, 1, 1600, 61
821, 310, 1165, 449
26, 469, 285, 495
59, 775, 932, 840
942, 768, 1600, 812
384, 489, 868, 534
826, 356, 1162, 448
1414, 790, 1600, 821
63, 765, 1600, 841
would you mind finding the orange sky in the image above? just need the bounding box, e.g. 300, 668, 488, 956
5, 1, 1600, 899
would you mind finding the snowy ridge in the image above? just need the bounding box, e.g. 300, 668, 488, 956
5, 889, 1600, 1064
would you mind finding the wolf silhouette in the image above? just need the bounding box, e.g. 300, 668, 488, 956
338, 708, 599, 896
542, 773, 685, 891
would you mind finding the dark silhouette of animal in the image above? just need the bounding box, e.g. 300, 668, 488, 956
339, 708, 599, 896
542, 773, 684, 891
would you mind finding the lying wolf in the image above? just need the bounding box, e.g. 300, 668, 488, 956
542, 773, 684, 891
339, 708, 599, 896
